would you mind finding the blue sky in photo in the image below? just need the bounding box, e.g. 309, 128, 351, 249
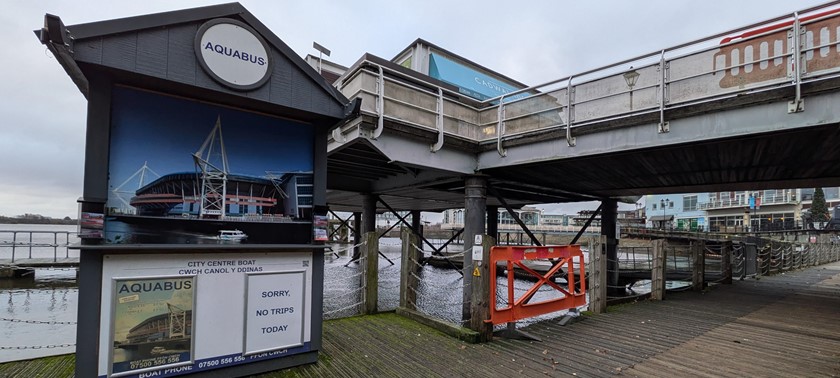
108, 86, 313, 190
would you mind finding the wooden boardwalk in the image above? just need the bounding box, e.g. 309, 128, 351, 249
2, 262, 838, 377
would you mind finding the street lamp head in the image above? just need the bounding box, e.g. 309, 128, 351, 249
623, 69, 640, 89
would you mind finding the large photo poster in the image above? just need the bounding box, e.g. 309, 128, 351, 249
105, 86, 315, 245
111, 276, 196, 376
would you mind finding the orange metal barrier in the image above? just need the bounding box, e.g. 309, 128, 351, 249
486, 245, 587, 325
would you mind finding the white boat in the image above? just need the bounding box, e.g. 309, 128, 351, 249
218, 229, 247, 241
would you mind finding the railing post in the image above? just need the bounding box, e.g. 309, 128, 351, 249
469, 235, 494, 342
789, 12, 805, 113
54, 232, 59, 262
431, 87, 444, 152
496, 96, 506, 157
651, 239, 666, 300
658, 49, 670, 133
11, 231, 17, 263
363, 231, 379, 315
692, 240, 705, 291
399, 227, 421, 311
588, 236, 607, 313
721, 241, 733, 284
373, 65, 385, 139
565, 77, 576, 146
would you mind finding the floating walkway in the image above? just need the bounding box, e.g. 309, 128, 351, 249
2, 262, 838, 377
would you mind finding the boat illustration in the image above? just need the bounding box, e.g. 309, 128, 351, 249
218, 229, 247, 241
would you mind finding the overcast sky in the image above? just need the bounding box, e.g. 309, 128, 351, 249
0, 0, 828, 218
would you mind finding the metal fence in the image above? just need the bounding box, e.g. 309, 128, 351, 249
0, 230, 78, 263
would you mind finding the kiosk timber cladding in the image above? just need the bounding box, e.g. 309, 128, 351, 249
38, 3, 354, 377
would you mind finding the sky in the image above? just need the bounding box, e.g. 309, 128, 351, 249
0, 0, 829, 219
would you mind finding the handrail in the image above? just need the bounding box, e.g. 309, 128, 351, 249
431, 87, 444, 152
0, 230, 77, 263
658, 50, 669, 133
374, 65, 384, 139
790, 12, 804, 113
565, 75, 575, 147
478, 1, 840, 106
496, 95, 506, 157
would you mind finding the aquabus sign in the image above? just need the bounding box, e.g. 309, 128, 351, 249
195, 18, 273, 90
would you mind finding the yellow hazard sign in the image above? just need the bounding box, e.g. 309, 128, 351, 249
473, 266, 480, 277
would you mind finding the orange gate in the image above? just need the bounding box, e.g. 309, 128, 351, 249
486, 245, 587, 325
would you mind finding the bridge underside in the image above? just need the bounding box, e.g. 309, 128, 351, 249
328, 85, 840, 213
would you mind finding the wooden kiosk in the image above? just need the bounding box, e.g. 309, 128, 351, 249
38, 4, 354, 377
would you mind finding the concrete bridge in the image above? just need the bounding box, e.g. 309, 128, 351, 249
322, 3, 840, 324
327, 5, 840, 214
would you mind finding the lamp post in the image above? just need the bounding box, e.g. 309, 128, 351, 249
660, 198, 670, 230
312, 41, 331, 74
623, 68, 640, 111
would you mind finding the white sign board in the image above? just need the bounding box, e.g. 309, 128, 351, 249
244, 271, 306, 355
196, 19, 272, 90
98, 252, 312, 378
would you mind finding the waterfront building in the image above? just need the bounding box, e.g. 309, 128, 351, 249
647, 188, 840, 232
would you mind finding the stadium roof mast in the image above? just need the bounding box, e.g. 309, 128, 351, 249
111, 161, 159, 213
193, 116, 230, 219
167, 303, 187, 339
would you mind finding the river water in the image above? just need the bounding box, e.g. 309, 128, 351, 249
1, 227, 592, 363
0, 224, 79, 363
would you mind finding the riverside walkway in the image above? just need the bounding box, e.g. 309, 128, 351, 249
2, 262, 838, 377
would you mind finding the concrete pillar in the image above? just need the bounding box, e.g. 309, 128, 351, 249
588, 236, 608, 313
487, 206, 499, 242
352, 212, 362, 260
411, 210, 422, 238
400, 227, 421, 310
651, 239, 666, 300
362, 194, 377, 235
462, 175, 487, 323
601, 199, 620, 296
691, 240, 705, 291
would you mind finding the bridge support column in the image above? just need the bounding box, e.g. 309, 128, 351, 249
411, 210, 422, 239
399, 226, 421, 311
362, 194, 377, 235
601, 199, 620, 296
352, 211, 362, 260
589, 236, 608, 313
692, 241, 705, 291
651, 239, 666, 300
721, 241, 733, 284
462, 175, 487, 324
487, 206, 499, 242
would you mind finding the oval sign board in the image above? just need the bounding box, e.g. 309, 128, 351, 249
195, 18, 273, 91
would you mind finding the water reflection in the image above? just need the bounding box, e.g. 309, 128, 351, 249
0, 269, 78, 363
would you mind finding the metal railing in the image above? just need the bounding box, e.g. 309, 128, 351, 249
334, 2, 840, 155
700, 193, 798, 210
0, 230, 78, 263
